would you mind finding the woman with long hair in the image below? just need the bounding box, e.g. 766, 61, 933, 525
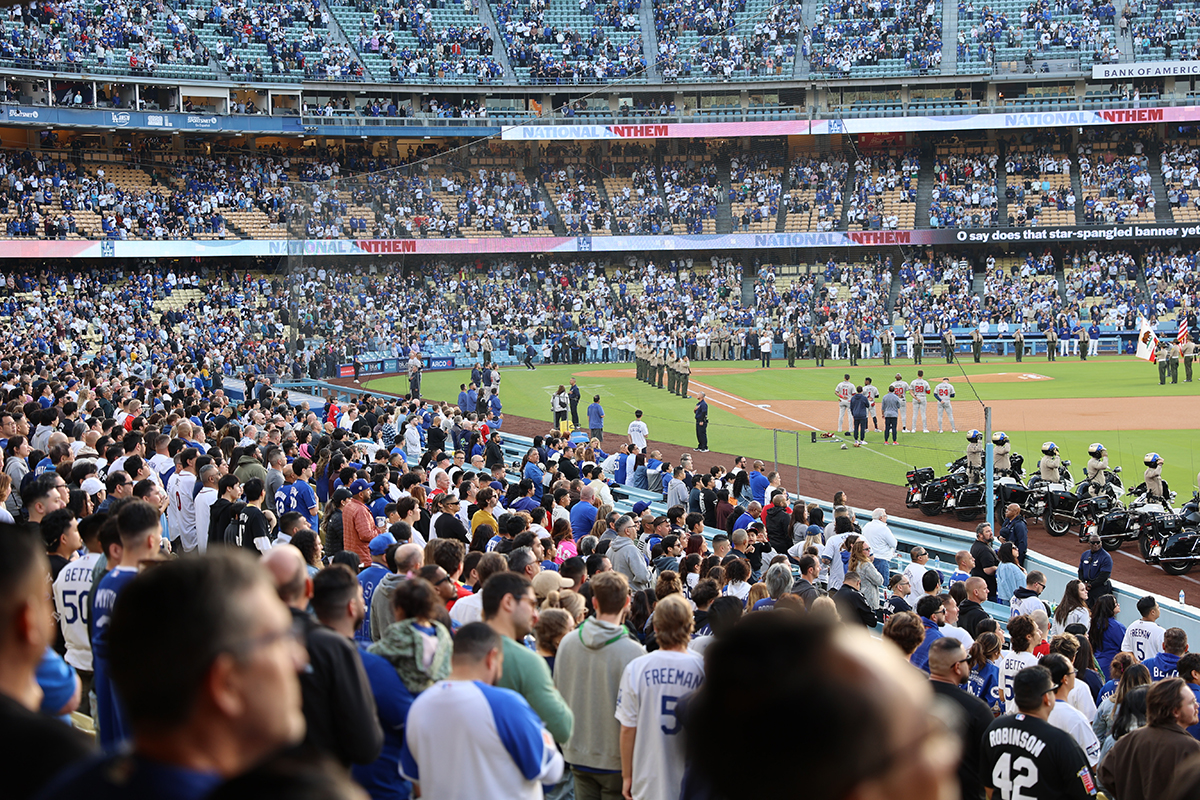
731, 470, 752, 507
1096, 665, 1152, 759
685, 533, 709, 557
698, 554, 721, 581
789, 502, 808, 548
803, 505, 826, 552
1089, 594, 1127, 680
967, 632, 1005, 716
550, 517, 577, 563
996, 542, 1025, 605
469, 523, 496, 554
3, 435, 30, 518
679, 553, 703, 593
321, 487, 352, 554
1051, 579, 1091, 636
409, 485, 432, 539
630, 453, 648, 490
848, 539, 883, 609
551, 385, 568, 428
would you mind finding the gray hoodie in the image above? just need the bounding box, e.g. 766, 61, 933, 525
553, 617, 645, 771
370, 571, 407, 642
609, 536, 652, 592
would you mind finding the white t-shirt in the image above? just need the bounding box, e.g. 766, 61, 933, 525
52, 552, 104, 672
627, 420, 649, 449
450, 592, 484, 626
400, 680, 563, 800
999, 650, 1039, 713
941, 624, 975, 649
615, 650, 705, 800
1067, 683, 1097, 723
1049, 698, 1102, 766
1121, 619, 1166, 663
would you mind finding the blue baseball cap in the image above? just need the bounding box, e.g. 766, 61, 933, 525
348, 478, 371, 495
369, 532, 397, 555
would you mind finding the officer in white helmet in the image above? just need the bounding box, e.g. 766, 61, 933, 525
1037, 442, 1062, 484
1084, 443, 1110, 496
992, 432, 1012, 475
1144, 453, 1166, 502
965, 430, 984, 484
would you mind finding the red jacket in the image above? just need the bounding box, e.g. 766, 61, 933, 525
343, 497, 377, 567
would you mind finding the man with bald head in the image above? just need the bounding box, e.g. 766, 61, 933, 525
262, 544, 382, 768
370, 542, 426, 642
570, 483, 599, 541
958, 577, 992, 638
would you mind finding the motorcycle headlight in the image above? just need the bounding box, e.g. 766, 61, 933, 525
1087, 524, 1097, 535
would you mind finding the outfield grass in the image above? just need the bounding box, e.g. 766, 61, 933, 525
367, 356, 1200, 492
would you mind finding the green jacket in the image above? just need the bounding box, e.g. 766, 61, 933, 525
496, 635, 574, 744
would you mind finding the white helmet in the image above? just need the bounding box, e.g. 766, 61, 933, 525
1041, 442, 1058, 456
1144, 452, 1163, 468
1087, 443, 1105, 458
992, 432, 1008, 446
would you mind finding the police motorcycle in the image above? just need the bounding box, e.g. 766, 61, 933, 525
911, 464, 970, 518
989, 441, 1071, 527
1043, 442, 1127, 538
905, 466, 937, 512
1081, 454, 1183, 556
921, 431, 1025, 521
1140, 491, 1200, 575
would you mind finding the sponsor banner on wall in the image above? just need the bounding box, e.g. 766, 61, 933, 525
1093, 61, 1200, 80
502, 105, 1200, 140
6, 223, 1200, 259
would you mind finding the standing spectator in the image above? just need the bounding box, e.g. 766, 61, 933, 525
587, 396, 605, 442
92, 500, 163, 751
1090, 595, 1127, 681
616, 594, 703, 800
370, 577, 454, 695
999, 503, 1029, 566
1121, 595, 1166, 663
194, 464, 220, 553
1143, 628, 1189, 680
484, 572, 574, 745
311, 564, 415, 800
609, 514, 652, 592
860, 507, 896, 584
693, 393, 709, 452
0, 524, 93, 800
849, 386, 870, 446
833, 571, 876, 627
981, 666, 1099, 800
261, 545, 382, 768
970, 522, 1000, 601
627, 410, 649, 450
1099, 678, 1200, 800
1010, 571, 1048, 618
40, 551, 307, 799
1042, 653, 1102, 767
344, 478, 379, 568
400, 623, 564, 798
911, 595, 947, 672
553, 571, 644, 798
357, 532, 396, 643
928, 638, 995, 800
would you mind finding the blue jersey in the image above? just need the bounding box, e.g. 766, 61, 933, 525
357, 565, 390, 644
274, 484, 300, 519
92, 566, 139, 751
968, 661, 1002, 715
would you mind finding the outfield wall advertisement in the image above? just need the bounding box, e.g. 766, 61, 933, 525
9, 223, 1200, 258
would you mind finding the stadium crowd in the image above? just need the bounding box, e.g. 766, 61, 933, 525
5, 310, 1200, 800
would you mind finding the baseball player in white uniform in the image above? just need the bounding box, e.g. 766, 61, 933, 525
910, 370, 931, 433
888, 373, 910, 432
835, 374, 855, 434
863, 377, 880, 431
933, 377, 957, 433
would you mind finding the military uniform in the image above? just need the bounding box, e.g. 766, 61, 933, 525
666, 351, 677, 394
655, 349, 665, 389
1157, 341, 1172, 385
880, 328, 893, 366
814, 330, 827, 366
1184, 338, 1196, 382
847, 329, 860, 366
943, 331, 957, 364
1169, 342, 1181, 384
1078, 325, 1090, 361
1013, 329, 1025, 363
679, 357, 691, 398
1038, 453, 1062, 483
912, 329, 924, 364
1045, 327, 1057, 361
635, 343, 644, 381
971, 329, 983, 363
786, 330, 797, 368
1086, 456, 1109, 496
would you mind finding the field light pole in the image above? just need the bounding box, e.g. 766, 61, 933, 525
984, 406, 994, 532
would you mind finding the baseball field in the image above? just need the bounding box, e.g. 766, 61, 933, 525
367, 355, 1200, 494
